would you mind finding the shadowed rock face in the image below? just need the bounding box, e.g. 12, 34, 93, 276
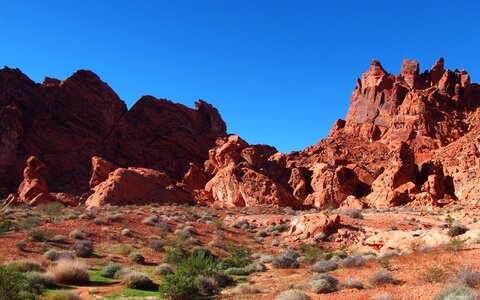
0, 67, 226, 197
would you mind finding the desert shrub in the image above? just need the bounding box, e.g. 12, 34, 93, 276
455, 267, 480, 288
129, 253, 145, 264
340, 255, 365, 268
231, 283, 261, 294
44, 250, 74, 261
373, 293, 394, 300
72, 240, 93, 257
272, 248, 300, 269
255, 230, 268, 238
195, 275, 219, 295
259, 254, 275, 264
433, 285, 477, 300
342, 277, 364, 289
221, 246, 251, 269
159, 250, 220, 299
69, 230, 83, 240
275, 289, 312, 300
312, 260, 338, 273
446, 238, 465, 252
155, 263, 173, 276
121, 228, 132, 236
244, 262, 266, 273
342, 208, 363, 219
52, 235, 66, 243
43, 290, 81, 300
271, 239, 281, 247
232, 220, 250, 229
0, 266, 39, 299
142, 215, 159, 226
29, 230, 47, 242
448, 225, 468, 237
421, 265, 448, 283
149, 239, 164, 252
93, 218, 103, 225
225, 267, 250, 276
8, 260, 44, 273
121, 271, 156, 290
25, 271, 55, 292
100, 263, 122, 278
308, 273, 339, 294
299, 243, 326, 263
0, 219, 14, 234
368, 271, 397, 286
47, 259, 89, 285
15, 241, 26, 251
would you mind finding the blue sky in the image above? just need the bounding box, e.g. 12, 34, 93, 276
2, 1, 480, 152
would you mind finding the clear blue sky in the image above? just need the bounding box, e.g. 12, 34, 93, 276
2, 1, 480, 153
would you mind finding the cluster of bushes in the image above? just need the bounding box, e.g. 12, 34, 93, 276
158, 242, 250, 299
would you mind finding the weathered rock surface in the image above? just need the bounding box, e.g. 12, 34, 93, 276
0, 67, 226, 198
288, 213, 341, 240
203, 135, 300, 207
86, 166, 191, 207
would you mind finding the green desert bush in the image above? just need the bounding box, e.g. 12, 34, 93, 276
100, 263, 122, 279
448, 225, 468, 237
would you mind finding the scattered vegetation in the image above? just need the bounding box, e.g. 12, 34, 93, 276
47, 259, 90, 285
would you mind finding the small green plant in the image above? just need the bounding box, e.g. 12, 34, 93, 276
448, 225, 468, 237
368, 271, 398, 286
446, 238, 464, 252
299, 243, 326, 263
409, 238, 424, 252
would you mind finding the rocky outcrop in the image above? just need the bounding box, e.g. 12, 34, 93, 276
288, 213, 341, 240
365, 142, 417, 208
89, 156, 119, 189
203, 135, 300, 207
86, 165, 191, 207
16, 156, 55, 205
0, 67, 226, 198
334, 58, 480, 157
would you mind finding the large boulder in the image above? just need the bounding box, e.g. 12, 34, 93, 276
288, 213, 341, 240
85, 167, 191, 207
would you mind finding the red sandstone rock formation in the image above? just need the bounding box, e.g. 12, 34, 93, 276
86, 164, 192, 207
3, 58, 480, 209
0, 67, 226, 198
288, 213, 341, 240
